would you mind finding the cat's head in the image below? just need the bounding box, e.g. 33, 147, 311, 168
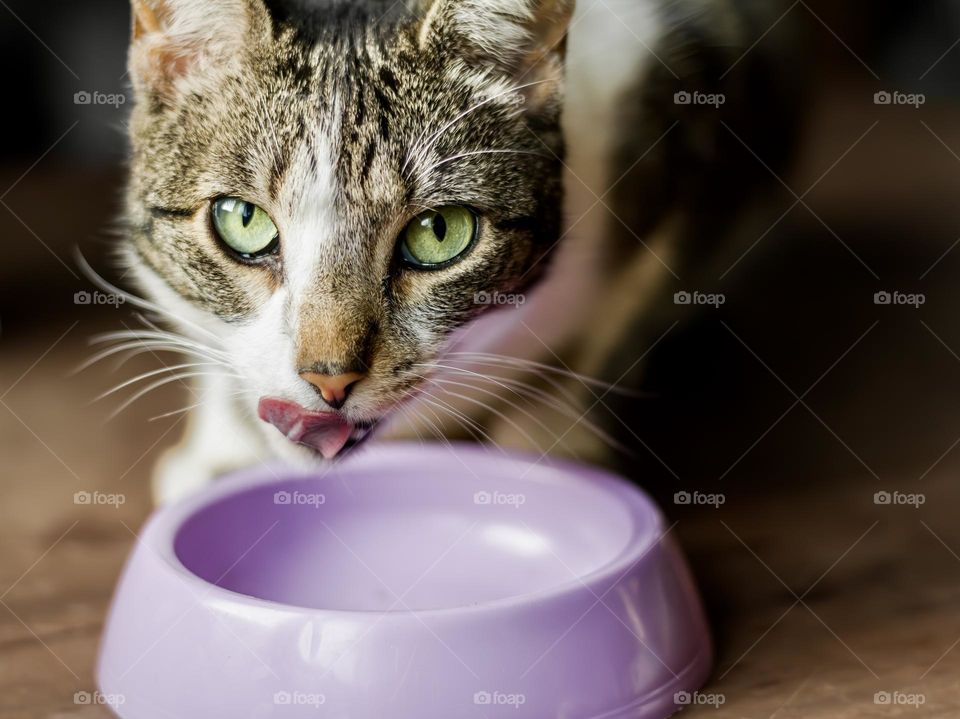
124, 0, 574, 460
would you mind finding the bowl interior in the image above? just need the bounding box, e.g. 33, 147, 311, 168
173, 455, 638, 611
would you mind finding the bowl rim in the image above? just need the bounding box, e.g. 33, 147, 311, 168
142, 442, 669, 619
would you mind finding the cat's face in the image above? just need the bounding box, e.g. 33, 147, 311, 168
125, 0, 573, 460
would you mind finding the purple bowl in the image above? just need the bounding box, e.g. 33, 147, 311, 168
97, 443, 711, 718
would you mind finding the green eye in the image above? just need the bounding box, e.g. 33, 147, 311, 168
211, 198, 279, 259
401, 206, 477, 269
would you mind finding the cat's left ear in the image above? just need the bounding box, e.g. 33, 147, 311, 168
416, 0, 575, 110
129, 0, 272, 102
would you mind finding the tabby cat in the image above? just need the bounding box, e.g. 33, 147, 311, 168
117, 0, 797, 502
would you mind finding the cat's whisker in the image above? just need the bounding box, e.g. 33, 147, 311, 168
416, 357, 635, 453
402, 78, 552, 178
398, 375, 502, 448
408, 391, 499, 450
91, 327, 231, 362
96, 362, 227, 402
415, 377, 545, 452
418, 360, 572, 408
79, 339, 229, 376
414, 149, 549, 185
388, 403, 431, 447
421, 355, 584, 410
423, 375, 569, 446
417, 361, 624, 449
77, 342, 223, 375
83, 322, 234, 379
75, 251, 221, 342
133, 315, 233, 356
416, 394, 497, 446
149, 385, 260, 421
148, 401, 207, 422
444, 351, 647, 397
88, 332, 228, 361
409, 400, 499, 459
443, 388, 545, 451
106, 371, 243, 421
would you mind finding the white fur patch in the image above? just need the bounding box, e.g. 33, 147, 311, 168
277, 132, 340, 302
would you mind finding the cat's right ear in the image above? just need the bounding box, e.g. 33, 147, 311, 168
413, 0, 575, 113
129, 0, 271, 101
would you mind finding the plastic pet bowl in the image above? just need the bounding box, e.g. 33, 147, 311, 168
97, 443, 711, 718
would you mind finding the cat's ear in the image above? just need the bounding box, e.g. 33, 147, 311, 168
129, 0, 271, 100
416, 0, 575, 108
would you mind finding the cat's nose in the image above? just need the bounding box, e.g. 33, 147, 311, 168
299, 370, 366, 410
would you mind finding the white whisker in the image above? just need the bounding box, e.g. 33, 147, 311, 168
414, 149, 548, 184
107, 371, 240, 420
445, 352, 646, 397
402, 78, 552, 177
75, 251, 220, 342
418, 362, 625, 451
95, 362, 226, 401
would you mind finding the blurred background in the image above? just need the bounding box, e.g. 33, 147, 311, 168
3, 1, 960, 716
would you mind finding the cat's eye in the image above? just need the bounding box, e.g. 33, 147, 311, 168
400, 206, 477, 269
211, 198, 280, 259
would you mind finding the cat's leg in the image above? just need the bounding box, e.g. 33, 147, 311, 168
152, 371, 266, 504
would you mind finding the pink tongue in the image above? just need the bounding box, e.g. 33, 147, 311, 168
257, 398, 354, 459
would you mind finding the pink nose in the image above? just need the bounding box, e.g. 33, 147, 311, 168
299, 371, 365, 409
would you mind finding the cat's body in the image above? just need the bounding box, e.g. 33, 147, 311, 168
119, 0, 798, 503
